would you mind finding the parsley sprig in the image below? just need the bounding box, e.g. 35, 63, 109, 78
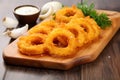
77, 1, 112, 29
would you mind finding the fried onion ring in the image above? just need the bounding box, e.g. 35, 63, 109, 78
28, 20, 57, 35
55, 5, 84, 23
17, 33, 47, 55
70, 18, 95, 43
65, 23, 87, 47
45, 28, 77, 57
85, 16, 101, 39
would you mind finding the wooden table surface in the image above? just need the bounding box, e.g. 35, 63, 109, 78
0, 0, 120, 80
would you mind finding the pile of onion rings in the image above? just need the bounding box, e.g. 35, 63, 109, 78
17, 6, 101, 58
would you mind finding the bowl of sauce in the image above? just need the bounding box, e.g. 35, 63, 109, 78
13, 5, 40, 25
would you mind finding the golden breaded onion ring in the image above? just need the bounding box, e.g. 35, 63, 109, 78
70, 18, 95, 43
28, 26, 51, 35
65, 23, 87, 47
55, 5, 84, 23
85, 16, 101, 39
28, 20, 57, 35
17, 34, 47, 55
45, 28, 77, 57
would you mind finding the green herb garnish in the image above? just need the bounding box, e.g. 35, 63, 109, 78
62, 4, 64, 7
52, 13, 56, 20
77, 0, 112, 29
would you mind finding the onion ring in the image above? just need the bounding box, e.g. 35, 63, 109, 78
55, 5, 84, 23
65, 23, 87, 47
39, 6, 53, 20
45, 28, 77, 57
17, 33, 47, 55
70, 18, 95, 43
85, 16, 101, 39
28, 20, 57, 35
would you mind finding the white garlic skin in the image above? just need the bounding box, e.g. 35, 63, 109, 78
10, 24, 29, 38
2, 17, 19, 29
3, 24, 29, 39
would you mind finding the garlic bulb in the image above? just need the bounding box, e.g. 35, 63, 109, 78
39, 1, 62, 20
3, 24, 29, 38
2, 17, 19, 29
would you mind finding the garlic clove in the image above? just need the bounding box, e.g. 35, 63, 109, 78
3, 24, 29, 39
10, 24, 29, 38
39, 6, 53, 20
2, 17, 19, 29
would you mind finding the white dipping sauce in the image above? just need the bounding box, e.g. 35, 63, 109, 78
15, 6, 39, 15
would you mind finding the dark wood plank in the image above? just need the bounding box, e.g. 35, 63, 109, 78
81, 30, 120, 80
5, 63, 80, 80
0, 1, 13, 80
4, 65, 81, 80
0, 35, 10, 80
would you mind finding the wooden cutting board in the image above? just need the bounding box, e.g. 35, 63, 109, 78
3, 10, 120, 70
